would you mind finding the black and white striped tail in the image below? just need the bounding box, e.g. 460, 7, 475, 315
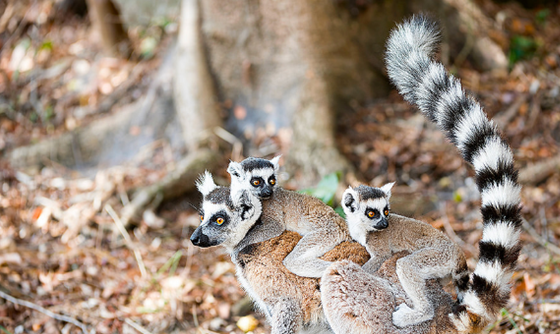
386, 15, 522, 332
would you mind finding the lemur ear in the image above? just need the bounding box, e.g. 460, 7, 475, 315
342, 187, 359, 213
380, 182, 395, 198
270, 155, 281, 173
227, 161, 243, 178
196, 171, 218, 197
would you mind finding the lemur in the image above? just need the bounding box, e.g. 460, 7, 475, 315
321, 15, 522, 334
190, 171, 371, 334
341, 182, 469, 328
228, 156, 351, 278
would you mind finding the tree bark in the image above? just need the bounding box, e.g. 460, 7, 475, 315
86, 0, 131, 57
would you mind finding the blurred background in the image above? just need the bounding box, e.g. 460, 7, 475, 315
0, 0, 559, 332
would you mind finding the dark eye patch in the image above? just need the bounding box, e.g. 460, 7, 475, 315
209, 210, 229, 227
365, 208, 380, 219
251, 177, 264, 187
268, 175, 276, 186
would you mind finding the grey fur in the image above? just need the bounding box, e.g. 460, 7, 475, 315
385, 14, 522, 332
191, 172, 369, 333
341, 184, 468, 328
229, 156, 350, 278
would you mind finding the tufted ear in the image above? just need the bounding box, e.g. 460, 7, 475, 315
227, 161, 243, 179
380, 182, 395, 199
270, 155, 281, 173
196, 171, 218, 197
341, 186, 359, 214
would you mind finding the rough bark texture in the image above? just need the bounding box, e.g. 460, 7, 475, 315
86, 0, 131, 57
199, 0, 411, 184
174, 0, 222, 151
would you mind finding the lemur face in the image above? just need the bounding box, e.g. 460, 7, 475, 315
342, 183, 394, 244
228, 156, 281, 200
191, 171, 262, 252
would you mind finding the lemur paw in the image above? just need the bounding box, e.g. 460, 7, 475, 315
392, 303, 432, 328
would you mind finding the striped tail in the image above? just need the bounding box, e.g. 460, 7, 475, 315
385, 15, 522, 332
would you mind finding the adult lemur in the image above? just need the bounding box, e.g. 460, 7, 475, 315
321, 15, 522, 334
190, 172, 371, 333
228, 157, 351, 278
341, 182, 469, 327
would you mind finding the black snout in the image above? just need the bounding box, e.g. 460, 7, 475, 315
260, 186, 273, 199
374, 218, 388, 230
190, 228, 211, 247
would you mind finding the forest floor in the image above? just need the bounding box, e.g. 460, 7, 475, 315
1, 0, 560, 333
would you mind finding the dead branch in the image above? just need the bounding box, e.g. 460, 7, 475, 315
120, 149, 222, 227
105, 204, 148, 278
522, 218, 560, 256
0, 289, 91, 334
518, 154, 560, 185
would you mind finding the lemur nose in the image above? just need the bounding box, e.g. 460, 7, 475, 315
375, 218, 389, 230
190, 228, 203, 246
262, 187, 273, 197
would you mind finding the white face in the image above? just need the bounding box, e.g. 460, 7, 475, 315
192, 173, 262, 252
341, 184, 393, 245
228, 157, 280, 202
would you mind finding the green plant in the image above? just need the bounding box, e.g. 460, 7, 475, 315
299, 172, 345, 218
509, 35, 539, 66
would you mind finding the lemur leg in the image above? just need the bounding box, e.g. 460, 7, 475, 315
269, 298, 302, 334
393, 248, 454, 327
321, 260, 397, 334
283, 231, 346, 278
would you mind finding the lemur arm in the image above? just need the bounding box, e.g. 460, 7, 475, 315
283, 230, 347, 278
361, 254, 388, 273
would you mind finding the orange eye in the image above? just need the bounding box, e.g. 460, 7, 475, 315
367, 211, 375, 218
252, 180, 260, 186
270, 179, 276, 185
200, 215, 204, 221
216, 218, 224, 225
384, 210, 389, 216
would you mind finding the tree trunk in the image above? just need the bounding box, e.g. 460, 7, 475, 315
197, 0, 412, 185
86, 0, 131, 57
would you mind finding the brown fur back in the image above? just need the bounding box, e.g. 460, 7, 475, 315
237, 231, 369, 323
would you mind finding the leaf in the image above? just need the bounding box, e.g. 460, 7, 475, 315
299, 172, 341, 206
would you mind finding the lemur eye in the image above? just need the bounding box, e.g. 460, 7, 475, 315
269, 178, 276, 185
367, 210, 375, 218
216, 217, 224, 225
384, 209, 389, 216
252, 179, 260, 186
200, 215, 204, 221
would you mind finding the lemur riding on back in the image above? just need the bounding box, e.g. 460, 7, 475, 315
342, 182, 468, 328
191, 171, 370, 334
228, 156, 351, 278
321, 15, 522, 334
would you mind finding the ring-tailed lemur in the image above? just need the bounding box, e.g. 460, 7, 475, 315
228, 156, 281, 203
341, 182, 469, 327
321, 15, 522, 334
386, 15, 522, 332
190, 171, 370, 334
227, 156, 351, 278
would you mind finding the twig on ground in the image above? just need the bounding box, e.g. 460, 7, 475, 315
214, 127, 243, 162
0, 289, 90, 334
124, 319, 153, 334
519, 154, 560, 185
120, 149, 221, 227
440, 204, 478, 256
522, 218, 560, 256
105, 204, 148, 278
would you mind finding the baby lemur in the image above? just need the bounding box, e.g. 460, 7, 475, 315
341, 182, 468, 328
190, 171, 370, 333
321, 15, 522, 334
228, 156, 351, 278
